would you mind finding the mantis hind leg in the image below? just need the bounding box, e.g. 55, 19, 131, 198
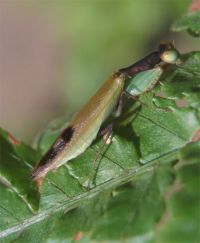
85, 123, 113, 189
95, 123, 113, 163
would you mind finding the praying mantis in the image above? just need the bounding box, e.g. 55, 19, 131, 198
32, 42, 181, 183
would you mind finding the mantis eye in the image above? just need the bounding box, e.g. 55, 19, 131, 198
161, 49, 182, 65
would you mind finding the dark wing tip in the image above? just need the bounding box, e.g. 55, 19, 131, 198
31, 163, 50, 181
31, 166, 43, 181
31, 169, 44, 187
31, 126, 75, 182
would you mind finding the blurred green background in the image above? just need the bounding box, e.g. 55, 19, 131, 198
0, 0, 199, 143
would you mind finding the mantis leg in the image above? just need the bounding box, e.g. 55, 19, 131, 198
122, 91, 149, 107
94, 123, 113, 165
95, 91, 128, 161
95, 92, 126, 165
86, 123, 113, 189
125, 91, 171, 112
114, 91, 126, 117
116, 91, 148, 114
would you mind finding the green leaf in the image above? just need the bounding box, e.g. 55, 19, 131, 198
156, 142, 200, 243
0, 52, 199, 242
171, 11, 200, 37
0, 129, 40, 213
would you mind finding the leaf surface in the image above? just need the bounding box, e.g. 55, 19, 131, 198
0, 52, 199, 242
171, 11, 200, 37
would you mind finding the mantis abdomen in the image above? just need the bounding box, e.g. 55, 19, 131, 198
32, 73, 125, 180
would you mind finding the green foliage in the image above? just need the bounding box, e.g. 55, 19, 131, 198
1, 6, 200, 241
0, 129, 40, 213
0, 51, 199, 242
171, 11, 200, 37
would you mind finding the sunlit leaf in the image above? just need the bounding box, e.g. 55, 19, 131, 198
171, 11, 200, 37
0, 51, 199, 242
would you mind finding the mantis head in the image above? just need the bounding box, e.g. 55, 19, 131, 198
159, 42, 182, 65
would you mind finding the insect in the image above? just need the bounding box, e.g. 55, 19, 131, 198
32, 42, 181, 182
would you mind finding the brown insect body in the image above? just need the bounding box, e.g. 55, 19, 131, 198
32, 73, 125, 180
32, 42, 181, 182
